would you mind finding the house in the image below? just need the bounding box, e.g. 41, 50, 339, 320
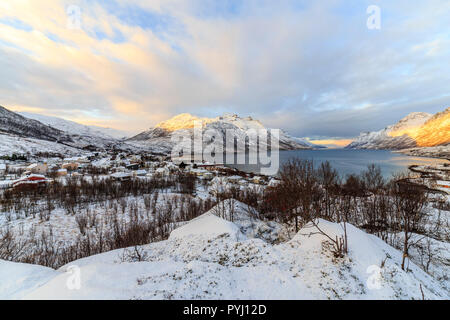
26, 163, 48, 175
155, 167, 170, 176
268, 178, 281, 187
133, 169, 147, 177
238, 179, 249, 186
0, 163, 6, 176
57, 169, 68, 176
227, 175, 242, 184
111, 172, 132, 181
252, 176, 263, 184
13, 174, 48, 189
62, 162, 79, 171
436, 180, 450, 194
436, 180, 450, 188
126, 163, 140, 171
191, 169, 209, 177
202, 172, 214, 180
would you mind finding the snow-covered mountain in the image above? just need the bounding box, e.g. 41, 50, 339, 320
19, 112, 129, 140
0, 105, 73, 143
128, 113, 319, 152
346, 112, 435, 150
0, 106, 140, 155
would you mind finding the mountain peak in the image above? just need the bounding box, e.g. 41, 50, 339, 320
155, 113, 214, 132
129, 113, 315, 151
347, 107, 449, 149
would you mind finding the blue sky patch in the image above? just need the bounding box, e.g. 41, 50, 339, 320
0, 17, 33, 32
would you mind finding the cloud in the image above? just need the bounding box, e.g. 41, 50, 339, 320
0, 0, 449, 137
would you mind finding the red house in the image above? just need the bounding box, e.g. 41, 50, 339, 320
13, 174, 48, 189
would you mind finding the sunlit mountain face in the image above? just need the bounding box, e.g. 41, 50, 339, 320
155, 114, 216, 132
388, 107, 450, 147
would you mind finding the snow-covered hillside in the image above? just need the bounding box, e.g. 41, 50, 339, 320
0, 106, 143, 155
347, 112, 433, 150
1, 200, 447, 300
128, 113, 319, 153
0, 105, 73, 143
347, 108, 450, 152
0, 133, 85, 157
19, 112, 129, 140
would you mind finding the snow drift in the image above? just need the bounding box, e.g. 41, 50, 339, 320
0, 200, 448, 300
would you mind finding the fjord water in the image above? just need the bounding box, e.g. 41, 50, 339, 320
228, 149, 449, 178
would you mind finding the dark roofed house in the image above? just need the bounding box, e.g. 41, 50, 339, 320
126, 163, 140, 171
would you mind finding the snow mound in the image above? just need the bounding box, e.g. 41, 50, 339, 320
1, 207, 448, 300
169, 213, 244, 241
0, 260, 57, 299
289, 219, 449, 299
204, 199, 287, 244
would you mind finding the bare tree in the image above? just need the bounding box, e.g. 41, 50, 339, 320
391, 181, 429, 270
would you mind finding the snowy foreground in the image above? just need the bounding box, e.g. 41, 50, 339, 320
1, 200, 448, 300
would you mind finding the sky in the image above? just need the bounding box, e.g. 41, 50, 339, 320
0, 0, 449, 147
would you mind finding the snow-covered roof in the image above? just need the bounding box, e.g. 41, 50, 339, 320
111, 172, 131, 179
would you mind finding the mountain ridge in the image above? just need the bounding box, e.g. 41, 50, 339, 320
0, 106, 139, 155
128, 113, 320, 152
346, 108, 449, 150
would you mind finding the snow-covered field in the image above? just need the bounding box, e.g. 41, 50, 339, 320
1, 200, 448, 300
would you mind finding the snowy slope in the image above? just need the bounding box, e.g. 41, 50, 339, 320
2, 200, 447, 300
347, 112, 433, 150
0, 106, 144, 155
128, 113, 319, 152
347, 108, 450, 151
19, 112, 129, 140
0, 105, 73, 143
0, 133, 85, 156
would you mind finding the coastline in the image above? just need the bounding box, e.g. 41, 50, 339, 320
396, 146, 450, 161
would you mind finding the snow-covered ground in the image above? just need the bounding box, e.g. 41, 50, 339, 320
1, 200, 448, 300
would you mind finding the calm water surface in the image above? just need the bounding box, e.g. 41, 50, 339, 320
227, 149, 449, 178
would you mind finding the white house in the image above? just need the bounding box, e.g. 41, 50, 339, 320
0, 163, 6, 176
155, 167, 170, 176
133, 169, 147, 177
436, 180, 450, 193
111, 172, 132, 181
268, 178, 281, 187
238, 179, 249, 186
26, 163, 48, 175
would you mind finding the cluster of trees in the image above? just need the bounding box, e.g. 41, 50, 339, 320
214, 159, 435, 267
0, 172, 200, 220
260, 159, 432, 267
0, 154, 27, 161
0, 178, 215, 268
